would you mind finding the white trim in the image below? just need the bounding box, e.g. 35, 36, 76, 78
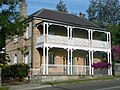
46, 47, 49, 75
43, 47, 45, 75
67, 49, 70, 75
91, 51, 94, 75
109, 51, 112, 75
107, 52, 110, 75
40, 43, 111, 52
70, 49, 73, 75
67, 26, 70, 38
43, 22, 46, 35
88, 51, 92, 75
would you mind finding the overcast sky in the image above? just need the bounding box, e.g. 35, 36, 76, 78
26, 0, 90, 16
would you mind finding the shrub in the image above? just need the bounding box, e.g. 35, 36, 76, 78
92, 62, 111, 69
0, 63, 30, 82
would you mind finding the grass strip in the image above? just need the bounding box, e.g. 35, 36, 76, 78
44, 76, 120, 86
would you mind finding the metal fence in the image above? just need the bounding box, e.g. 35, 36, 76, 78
94, 68, 108, 76
30, 64, 90, 76
114, 63, 120, 75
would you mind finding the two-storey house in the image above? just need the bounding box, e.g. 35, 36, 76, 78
6, 8, 112, 76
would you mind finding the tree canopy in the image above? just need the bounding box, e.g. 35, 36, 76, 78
0, 0, 25, 38
56, 0, 68, 12
0, 0, 25, 64
87, 0, 120, 27
87, 0, 120, 46
87, 0, 120, 63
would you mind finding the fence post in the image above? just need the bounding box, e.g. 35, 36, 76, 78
0, 68, 1, 86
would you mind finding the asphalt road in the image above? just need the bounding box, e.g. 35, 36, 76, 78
35, 79, 120, 90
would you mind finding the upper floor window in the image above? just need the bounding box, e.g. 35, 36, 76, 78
24, 22, 32, 39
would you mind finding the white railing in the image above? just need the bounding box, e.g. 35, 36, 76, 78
92, 40, 110, 49
72, 38, 90, 47
36, 35, 110, 49
30, 64, 90, 75
47, 35, 68, 45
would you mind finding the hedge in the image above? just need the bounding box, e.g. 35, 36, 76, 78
0, 63, 30, 82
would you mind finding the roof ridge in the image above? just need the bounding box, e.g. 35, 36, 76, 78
29, 8, 101, 29
43, 8, 81, 17
30, 8, 84, 20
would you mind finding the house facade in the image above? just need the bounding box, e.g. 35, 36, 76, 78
6, 9, 112, 76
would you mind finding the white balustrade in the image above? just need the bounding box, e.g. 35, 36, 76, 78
72, 38, 90, 47
47, 35, 68, 45
92, 40, 110, 49
36, 35, 110, 49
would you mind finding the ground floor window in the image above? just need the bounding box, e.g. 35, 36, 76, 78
13, 54, 17, 64
48, 52, 55, 64
24, 52, 29, 64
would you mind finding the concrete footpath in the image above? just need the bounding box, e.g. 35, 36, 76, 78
8, 84, 52, 90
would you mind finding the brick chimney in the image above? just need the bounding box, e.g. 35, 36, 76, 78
79, 12, 85, 19
20, 0, 28, 19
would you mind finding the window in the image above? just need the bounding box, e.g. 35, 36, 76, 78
13, 35, 18, 43
13, 54, 17, 64
48, 52, 55, 64
85, 54, 89, 66
24, 52, 29, 64
24, 52, 31, 65
24, 26, 29, 39
49, 25, 55, 35
24, 22, 32, 39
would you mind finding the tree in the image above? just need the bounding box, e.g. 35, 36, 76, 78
87, 0, 120, 27
106, 24, 120, 45
56, 0, 68, 12
0, 0, 25, 64
87, 0, 120, 45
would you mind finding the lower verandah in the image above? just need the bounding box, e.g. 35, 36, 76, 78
32, 48, 109, 76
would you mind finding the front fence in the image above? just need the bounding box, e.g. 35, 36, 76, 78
94, 68, 108, 76
30, 64, 90, 76
114, 63, 120, 75
30, 64, 111, 78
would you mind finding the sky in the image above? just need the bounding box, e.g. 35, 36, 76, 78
26, 0, 90, 16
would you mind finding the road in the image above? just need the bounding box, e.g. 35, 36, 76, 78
34, 79, 120, 90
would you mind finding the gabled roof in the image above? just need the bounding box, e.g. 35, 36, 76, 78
29, 8, 101, 29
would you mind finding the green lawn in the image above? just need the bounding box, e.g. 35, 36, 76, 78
0, 87, 9, 90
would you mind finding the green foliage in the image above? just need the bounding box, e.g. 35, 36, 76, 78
0, 0, 25, 38
87, 0, 120, 27
106, 24, 120, 45
17, 46, 28, 55
0, 0, 25, 64
56, 0, 68, 12
0, 54, 10, 65
0, 63, 30, 82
